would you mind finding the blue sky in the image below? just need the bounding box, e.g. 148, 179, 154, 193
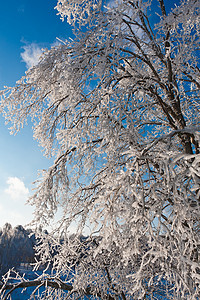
0, 0, 72, 228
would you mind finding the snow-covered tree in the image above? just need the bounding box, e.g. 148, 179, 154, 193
1, 0, 200, 299
0, 224, 13, 275
0, 224, 35, 276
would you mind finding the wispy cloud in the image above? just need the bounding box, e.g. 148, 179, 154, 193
21, 43, 43, 69
5, 177, 29, 201
0, 204, 33, 228
18, 5, 25, 13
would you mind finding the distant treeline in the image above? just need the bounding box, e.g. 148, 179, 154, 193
0, 223, 36, 276
0, 224, 92, 277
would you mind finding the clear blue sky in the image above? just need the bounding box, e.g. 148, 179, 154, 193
0, 0, 72, 228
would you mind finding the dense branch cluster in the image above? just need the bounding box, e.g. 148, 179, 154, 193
0, 0, 200, 299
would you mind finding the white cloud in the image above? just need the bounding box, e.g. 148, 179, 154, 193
21, 43, 43, 69
5, 177, 29, 201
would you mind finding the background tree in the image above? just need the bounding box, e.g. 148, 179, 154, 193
0, 0, 200, 299
0, 224, 35, 276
